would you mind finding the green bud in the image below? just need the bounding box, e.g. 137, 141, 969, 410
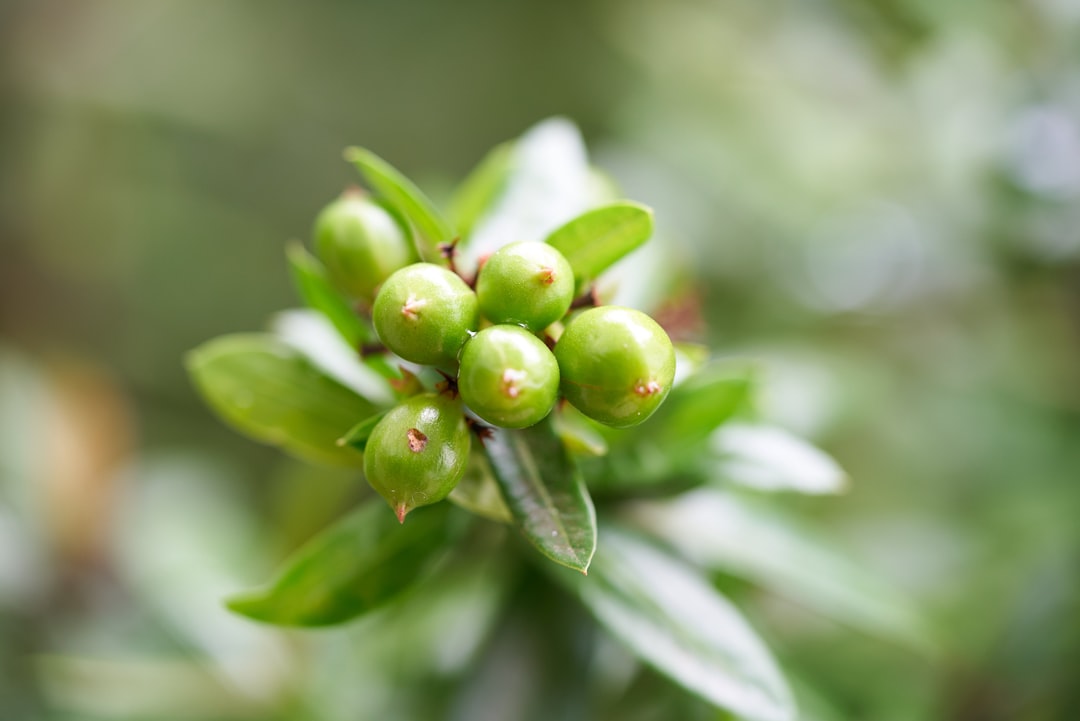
475, 241, 575, 331
372, 263, 479, 368
313, 190, 418, 302
554, 306, 675, 428
458, 325, 560, 429
363, 393, 470, 523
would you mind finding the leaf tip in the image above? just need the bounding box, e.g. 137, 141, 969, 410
223, 592, 263, 621
183, 346, 208, 374
395, 503, 409, 524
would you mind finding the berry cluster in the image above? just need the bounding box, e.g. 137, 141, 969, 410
315, 192, 675, 522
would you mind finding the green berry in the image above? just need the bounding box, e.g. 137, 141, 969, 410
313, 191, 417, 302
372, 263, 479, 368
364, 393, 470, 523
476, 241, 575, 331
458, 325, 560, 429
555, 306, 675, 428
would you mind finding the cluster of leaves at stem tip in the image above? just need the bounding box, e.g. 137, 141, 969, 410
184, 121, 896, 721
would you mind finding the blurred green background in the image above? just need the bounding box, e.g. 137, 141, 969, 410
2, 1, 1079, 719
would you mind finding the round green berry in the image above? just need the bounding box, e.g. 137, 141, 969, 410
476, 241, 575, 331
554, 306, 675, 428
458, 325, 560, 429
313, 191, 417, 302
372, 263, 479, 368
364, 393, 470, 523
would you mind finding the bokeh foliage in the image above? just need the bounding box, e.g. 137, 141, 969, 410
2, 1, 1079, 719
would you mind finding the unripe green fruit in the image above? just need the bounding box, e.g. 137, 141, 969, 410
313, 191, 417, 302
555, 306, 675, 428
458, 325, 560, 429
372, 263, 479, 368
364, 393, 470, 523
476, 241, 575, 331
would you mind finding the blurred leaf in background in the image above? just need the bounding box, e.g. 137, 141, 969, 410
2, 0, 1079, 720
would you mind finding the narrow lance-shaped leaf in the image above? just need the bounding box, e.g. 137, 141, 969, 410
337, 410, 389, 452
186, 334, 376, 466
226, 500, 451, 627
448, 450, 513, 524
628, 489, 933, 651
463, 118, 594, 273
481, 418, 596, 573
286, 242, 374, 348
270, 309, 396, 406
449, 140, 514, 242
344, 146, 454, 263
644, 361, 755, 452
710, 423, 848, 495
545, 201, 654, 290
551, 405, 609, 457
553, 525, 796, 721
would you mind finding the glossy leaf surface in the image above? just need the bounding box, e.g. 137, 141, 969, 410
647, 361, 755, 451
448, 450, 513, 524
559, 525, 796, 721
449, 141, 514, 242
226, 501, 450, 626
186, 334, 375, 466
286, 242, 373, 348
463, 118, 596, 273
545, 201, 654, 288
629, 489, 932, 650
271, 309, 396, 407
344, 146, 454, 262
482, 419, 596, 573
337, 410, 388, 452
711, 423, 847, 494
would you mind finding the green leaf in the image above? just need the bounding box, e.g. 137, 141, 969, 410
710, 423, 847, 494
545, 201, 654, 289
448, 450, 513, 524
551, 405, 609, 457
226, 500, 451, 627
556, 525, 796, 721
629, 489, 933, 651
463, 118, 596, 272
186, 334, 375, 466
344, 146, 453, 262
448, 141, 514, 242
271, 309, 396, 406
481, 419, 596, 573
646, 361, 755, 451
286, 242, 373, 348
337, 410, 388, 452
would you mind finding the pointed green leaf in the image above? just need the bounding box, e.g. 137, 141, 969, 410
337, 410, 388, 452
481, 419, 596, 573
545, 201, 654, 288
556, 525, 795, 721
645, 362, 755, 451
464, 118, 596, 271
710, 423, 847, 494
449, 141, 514, 242
448, 450, 513, 524
270, 309, 396, 406
186, 334, 375, 466
344, 146, 453, 262
551, 405, 609, 457
226, 500, 451, 627
629, 490, 933, 651
286, 242, 373, 348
